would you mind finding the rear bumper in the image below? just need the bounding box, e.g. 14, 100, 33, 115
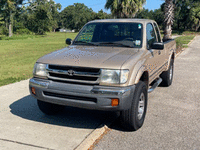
29, 78, 135, 111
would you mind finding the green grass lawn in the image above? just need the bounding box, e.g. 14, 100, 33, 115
175, 35, 195, 48
160, 30, 199, 38
174, 35, 195, 54
0, 32, 77, 86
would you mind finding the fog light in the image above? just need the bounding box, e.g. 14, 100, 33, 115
111, 99, 119, 107
31, 87, 36, 95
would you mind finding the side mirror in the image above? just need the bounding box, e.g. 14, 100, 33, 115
66, 38, 72, 45
152, 42, 164, 50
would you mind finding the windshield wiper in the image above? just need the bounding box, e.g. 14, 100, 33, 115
74, 41, 134, 47
98, 42, 134, 48
73, 41, 99, 46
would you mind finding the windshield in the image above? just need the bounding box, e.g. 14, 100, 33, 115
73, 22, 143, 48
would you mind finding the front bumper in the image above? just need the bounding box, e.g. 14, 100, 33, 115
29, 78, 135, 111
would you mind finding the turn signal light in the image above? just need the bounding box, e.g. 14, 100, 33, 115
111, 99, 119, 107
31, 87, 36, 95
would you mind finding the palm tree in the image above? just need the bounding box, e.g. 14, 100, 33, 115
163, 0, 174, 41
105, 0, 146, 18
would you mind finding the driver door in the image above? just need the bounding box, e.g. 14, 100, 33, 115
145, 23, 161, 83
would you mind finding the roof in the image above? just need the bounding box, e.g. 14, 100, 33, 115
88, 19, 154, 24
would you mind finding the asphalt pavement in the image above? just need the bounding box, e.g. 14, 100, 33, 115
94, 37, 200, 150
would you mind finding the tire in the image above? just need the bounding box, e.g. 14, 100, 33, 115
37, 99, 65, 115
120, 81, 148, 131
160, 59, 174, 87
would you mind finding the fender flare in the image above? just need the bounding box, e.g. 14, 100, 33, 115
129, 65, 148, 86
167, 49, 175, 69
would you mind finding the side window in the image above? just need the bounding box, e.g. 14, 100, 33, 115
154, 23, 161, 42
146, 23, 157, 49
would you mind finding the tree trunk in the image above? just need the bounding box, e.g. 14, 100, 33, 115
164, 24, 172, 41
9, 22, 13, 37
6, 22, 8, 29
163, 0, 174, 41
195, 22, 200, 32
9, 11, 13, 37
177, 19, 180, 31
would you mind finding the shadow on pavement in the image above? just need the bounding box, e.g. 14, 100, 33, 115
9, 95, 118, 129
108, 117, 135, 132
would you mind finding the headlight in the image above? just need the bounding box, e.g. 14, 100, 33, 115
33, 63, 48, 78
100, 69, 129, 84
120, 70, 129, 84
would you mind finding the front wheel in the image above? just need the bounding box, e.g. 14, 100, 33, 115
37, 100, 65, 115
120, 81, 148, 131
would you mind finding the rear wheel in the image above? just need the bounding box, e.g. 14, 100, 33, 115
160, 59, 174, 86
37, 100, 65, 115
120, 81, 148, 131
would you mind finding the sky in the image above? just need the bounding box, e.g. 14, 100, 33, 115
54, 0, 164, 13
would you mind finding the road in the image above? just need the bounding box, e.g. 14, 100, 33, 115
94, 37, 200, 150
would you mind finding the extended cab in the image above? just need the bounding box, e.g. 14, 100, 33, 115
29, 19, 176, 131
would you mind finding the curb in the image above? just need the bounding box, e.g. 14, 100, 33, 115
74, 125, 109, 150
74, 113, 118, 150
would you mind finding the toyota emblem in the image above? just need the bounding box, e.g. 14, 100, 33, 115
67, 70, 75, 76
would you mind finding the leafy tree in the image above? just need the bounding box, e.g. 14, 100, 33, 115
0, 15, 5, 35
51, 2, 61, 32
0, 15, 4, 26
60, 3, 95, 31
153, 8, 164, 29
95, 9, 113, 19
136, 8, 154, 19
135, 8, 164, 29
173, 0, 191, 31
25, 0, 61, 34
137, 0, 199, 33
45, 0, 61, 32
188, 2, 200, 31
105, 0, 146, 18
0, 0, 24, 37
170, 0, 200, 31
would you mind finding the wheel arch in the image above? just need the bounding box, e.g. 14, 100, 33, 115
139, 71, 149, 89
133, 66, 149, 88
167, 52, 175, 69
171, 52, 175, 61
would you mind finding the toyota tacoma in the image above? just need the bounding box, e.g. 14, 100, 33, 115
29, 19, 176, 131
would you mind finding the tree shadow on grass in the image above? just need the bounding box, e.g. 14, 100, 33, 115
9, 95, 118, 129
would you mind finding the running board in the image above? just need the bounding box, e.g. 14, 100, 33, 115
148, 78, 163, 93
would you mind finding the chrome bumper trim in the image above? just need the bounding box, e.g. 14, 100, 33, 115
29, 78, 50, 88
91, 87, 131, 96
29, 78, 132, 96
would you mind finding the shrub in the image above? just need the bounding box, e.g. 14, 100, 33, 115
15, 28, 32, 35
0, 26, 9, 36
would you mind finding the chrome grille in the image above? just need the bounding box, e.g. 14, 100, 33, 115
47, 65, 100, 84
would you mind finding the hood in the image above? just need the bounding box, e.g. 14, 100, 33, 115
37, 45, 139, 69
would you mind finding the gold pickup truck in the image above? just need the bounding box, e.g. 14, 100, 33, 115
29, 19, 176, 131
